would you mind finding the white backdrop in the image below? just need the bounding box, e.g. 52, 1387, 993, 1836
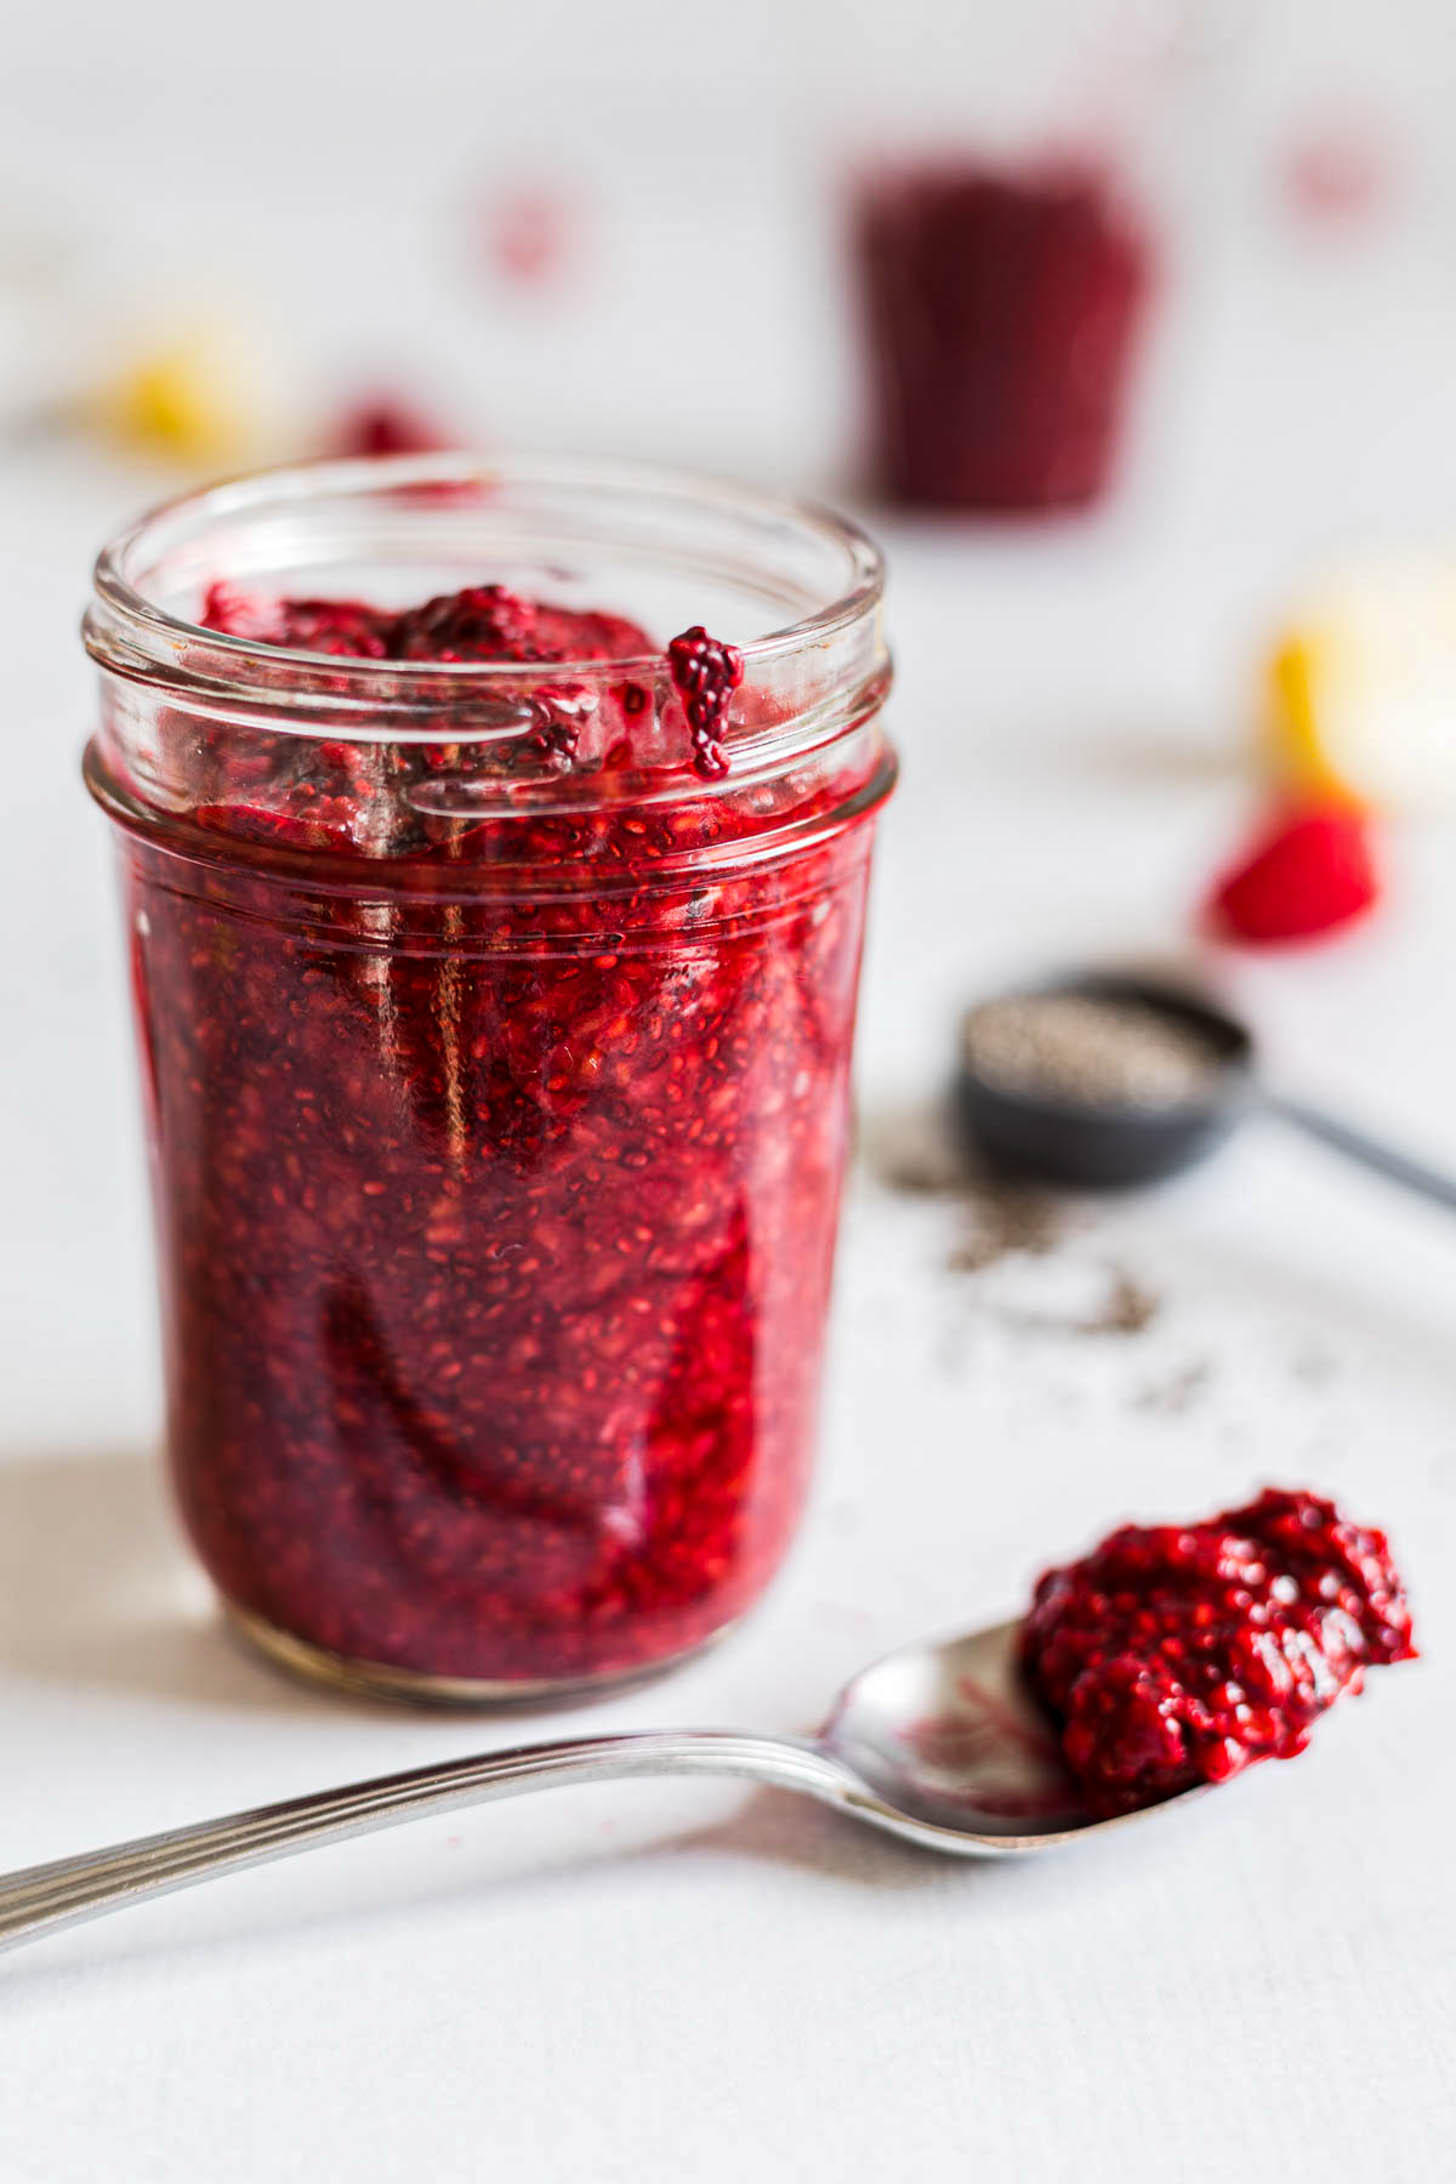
1, 3, 1454, 2179
4, 0, 1455, 486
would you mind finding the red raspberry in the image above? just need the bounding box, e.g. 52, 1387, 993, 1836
199, 583, 282, 642
275, 599, 395, 658
667, 625, 744, 781
1206, 803, 1379, 945
200, 584, 394, 658
393, 584, 546, 662
326, 397, 458, 459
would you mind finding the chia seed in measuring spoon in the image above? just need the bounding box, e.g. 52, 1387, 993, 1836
955, 971, 1456, 1209
955, 976, 1253, 1189
961, 992, 1226, 1112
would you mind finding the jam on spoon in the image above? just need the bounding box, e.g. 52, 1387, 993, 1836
1021, 1486, 1416, 1816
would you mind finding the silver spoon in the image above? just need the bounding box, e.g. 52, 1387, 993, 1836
0, 1618, 1197, 1955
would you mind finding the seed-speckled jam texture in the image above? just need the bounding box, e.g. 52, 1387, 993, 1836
1021, 1487, 1415, 1814
118, 584, 886, 1686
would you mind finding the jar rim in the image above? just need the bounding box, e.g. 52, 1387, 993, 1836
83, 452, 885, 720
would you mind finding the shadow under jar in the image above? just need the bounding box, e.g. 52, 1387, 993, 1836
84, 456, 896, 1700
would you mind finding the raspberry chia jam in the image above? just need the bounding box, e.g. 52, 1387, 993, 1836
1022, 1487, 1415, 1815
84, 458, 896, 1698
854, 161, 1151, 513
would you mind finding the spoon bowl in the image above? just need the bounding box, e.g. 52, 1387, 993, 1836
824, 1617, 1094, 1843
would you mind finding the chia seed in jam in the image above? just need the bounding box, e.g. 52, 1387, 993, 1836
85, 469, 894, 1695
1021, 1487, 1416, 1815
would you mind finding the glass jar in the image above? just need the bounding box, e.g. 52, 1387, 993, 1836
853, 158, 1152, 513
84, 456, 896, 1700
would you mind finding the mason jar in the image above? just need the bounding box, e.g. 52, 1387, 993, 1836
84, 455, 896, 1699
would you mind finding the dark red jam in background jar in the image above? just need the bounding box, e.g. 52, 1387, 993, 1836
854, 160, 1152, 513
84, 457, 896, 1698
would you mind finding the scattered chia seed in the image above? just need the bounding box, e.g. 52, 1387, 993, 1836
1134, 1360, 1213, 1413
992, 1263, 1163, 1340
962, 992, 1224, 1111
861, 1099, 971, 1196
948, 1186, 1064, 1273
860, 1099, 1070, 1269
1080, 1269, 1161, 1336
862, 1096, 1164, 1328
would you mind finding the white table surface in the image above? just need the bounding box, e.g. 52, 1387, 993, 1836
3, 205, 1456, 2177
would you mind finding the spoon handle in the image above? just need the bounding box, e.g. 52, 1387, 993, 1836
1266, 1092, 1456, 1214
0, 1730, 853, 1957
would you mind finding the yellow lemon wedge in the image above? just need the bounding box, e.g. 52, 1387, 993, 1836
90, 325, 263, 466
1265, 563, 1456, 811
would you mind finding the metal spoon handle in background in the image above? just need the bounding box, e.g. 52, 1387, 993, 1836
0, 1731, 862, 1957
1264, 1091, 1456, 1213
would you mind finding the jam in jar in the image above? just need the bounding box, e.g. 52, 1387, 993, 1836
85, 457, 895, 1697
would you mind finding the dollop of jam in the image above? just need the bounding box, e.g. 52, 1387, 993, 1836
111, 581, 885, 1688
1021, 1487, 1416, 1815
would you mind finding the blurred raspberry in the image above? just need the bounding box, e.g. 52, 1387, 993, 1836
1206, 803, 1380, 945
326, 396, 461, 459
1281, 124, 1395, 227
480, 184, 578, 289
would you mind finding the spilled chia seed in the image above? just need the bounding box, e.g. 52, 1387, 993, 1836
861, 1099, 1163, 1336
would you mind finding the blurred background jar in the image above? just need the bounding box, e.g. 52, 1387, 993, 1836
838, 0, 1254, 517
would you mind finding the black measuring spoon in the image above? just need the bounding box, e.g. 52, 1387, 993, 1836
955, 970, 1456, 1210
